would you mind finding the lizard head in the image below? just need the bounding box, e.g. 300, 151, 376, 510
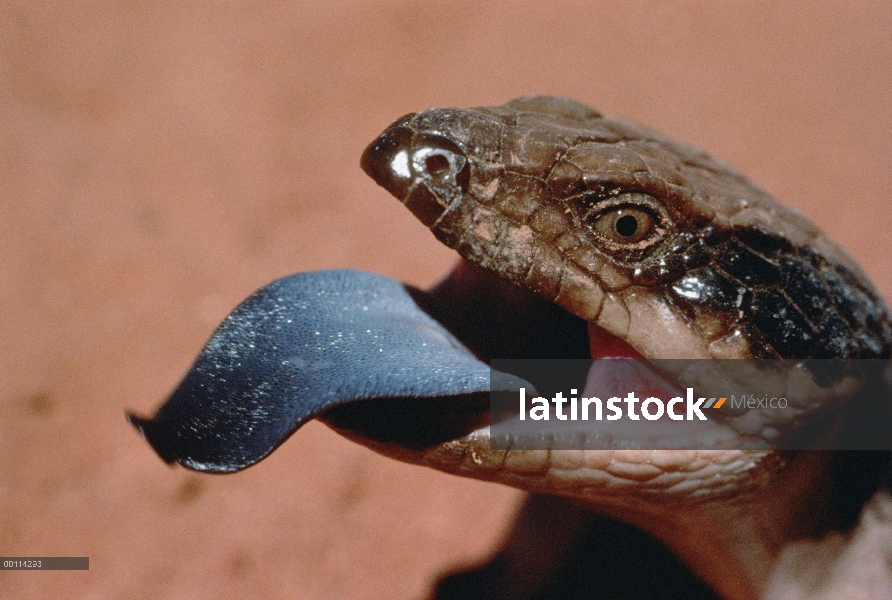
129, 97, 892, 599
345, 97, 891, 503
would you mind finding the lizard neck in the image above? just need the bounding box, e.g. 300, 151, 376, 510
632, 451, 890, 600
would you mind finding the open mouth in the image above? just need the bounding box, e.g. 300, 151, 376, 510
319, 259, 739, 453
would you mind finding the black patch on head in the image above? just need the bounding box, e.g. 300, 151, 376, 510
748, 289, 819, 358
813, 312, 855, 359
734, 227, 794, 256
662, 227, 891, 359
715, 239, 782, 287
780, 257, 833, 324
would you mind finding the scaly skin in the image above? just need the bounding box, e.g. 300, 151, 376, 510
357, 96, 892, 599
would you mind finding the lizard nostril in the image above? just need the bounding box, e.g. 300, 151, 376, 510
361, 128, 470, 203
424, 153, 451, 176
409, 134, 470, 194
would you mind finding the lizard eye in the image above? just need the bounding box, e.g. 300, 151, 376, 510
568, 192, 670, 256
593, 206, 657, 244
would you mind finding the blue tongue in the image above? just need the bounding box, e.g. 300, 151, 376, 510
127, 270, 529, 473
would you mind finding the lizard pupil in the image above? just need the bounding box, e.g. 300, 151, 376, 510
615, 214, 638, 237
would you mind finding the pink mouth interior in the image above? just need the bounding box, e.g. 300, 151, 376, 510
586, 322, 684, 408
588, 322, 646, 360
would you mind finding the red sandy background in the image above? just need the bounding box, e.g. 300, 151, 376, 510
1, 2, 890, 598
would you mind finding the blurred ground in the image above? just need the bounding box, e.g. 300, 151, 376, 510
0, 2, 889, 598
